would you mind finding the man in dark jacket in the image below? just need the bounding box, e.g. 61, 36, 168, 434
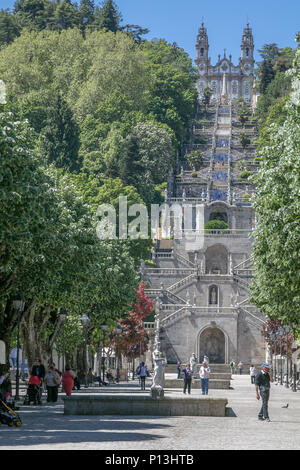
31, 359, 45, 403
255, 363, 274, 422
31, 359, 45, 380
182, 363, 192, 395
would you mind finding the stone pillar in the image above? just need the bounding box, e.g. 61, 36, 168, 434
150, 298, 166, 399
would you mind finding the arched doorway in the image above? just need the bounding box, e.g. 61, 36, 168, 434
199, 327, 226, 364
205, 244, 228, 274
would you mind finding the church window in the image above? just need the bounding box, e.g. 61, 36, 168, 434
200, 48, 204, 57
232, 82, 238, 94
245, 48, 249, 57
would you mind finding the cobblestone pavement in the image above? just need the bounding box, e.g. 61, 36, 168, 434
1, 375, 299, 450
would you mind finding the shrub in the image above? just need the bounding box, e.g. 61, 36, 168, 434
238, 170, 253, 180
191, 172, 198, 178
145, 260, 156, 267
204, 220, 229, 232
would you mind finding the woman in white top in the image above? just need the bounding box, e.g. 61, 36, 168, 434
250, 364, 257, 384
199, 361, 211, 395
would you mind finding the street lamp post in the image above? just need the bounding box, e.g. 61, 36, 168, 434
269, 332, 275, 381
278, 327, 284, 385
59, 308, 67, 373
274, 331, 279, 382
80, 314, 90, 388
116, 324, 122, 383
101, 322, 108, 382
13, 294, 25, 401
284, 325, 290, 388
291, 322, 297, 393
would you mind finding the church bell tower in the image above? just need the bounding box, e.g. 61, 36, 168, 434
240, 23, 254, 74
196, 22, 209, 97
196, 22, 209, 72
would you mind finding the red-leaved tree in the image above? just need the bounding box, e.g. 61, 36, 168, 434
110, 281, 154, 360
262, 318, 294, 357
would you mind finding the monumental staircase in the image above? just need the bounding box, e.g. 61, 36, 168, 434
143, 98, 266, 365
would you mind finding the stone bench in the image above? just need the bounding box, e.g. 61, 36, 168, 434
164, 378, 230, 389
63, 395, 228, 417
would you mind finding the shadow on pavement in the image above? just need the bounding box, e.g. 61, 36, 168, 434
225, 407, 237, 417
0, 413, 174, 447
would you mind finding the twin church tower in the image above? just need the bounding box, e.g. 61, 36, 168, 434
196, 23, 256, 104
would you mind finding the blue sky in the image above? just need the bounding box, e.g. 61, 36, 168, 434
1, 0, 299, 64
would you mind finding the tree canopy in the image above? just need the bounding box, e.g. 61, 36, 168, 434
251, 36, 300, 326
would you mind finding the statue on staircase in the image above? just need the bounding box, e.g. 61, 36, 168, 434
190, 352, 198, 376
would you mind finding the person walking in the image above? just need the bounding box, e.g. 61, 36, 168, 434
199, 361, 211, 395
0, 371, 12, 400
31, 359, 46, 381
31, 359, 46, 402
44, 366, 60, 403
255, 363, 274, 422
230, 359, 236, 375
51, 363, 62, 378
139, 362, 148, 390
176, 361, 182, 379
238, 361, 243, 375
62, 365, 76, 397
182, 363, 192, 395
250, 364, 257, 384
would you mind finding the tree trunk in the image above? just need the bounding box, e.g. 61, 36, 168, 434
0, 299, 19, 365
22, 301, 37, 371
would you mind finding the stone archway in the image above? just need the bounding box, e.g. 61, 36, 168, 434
205, 244, 228, 274
199, 327, 226, 364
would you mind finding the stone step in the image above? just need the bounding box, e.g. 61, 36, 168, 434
166, 373, 231, 381
165, 364, 231, 374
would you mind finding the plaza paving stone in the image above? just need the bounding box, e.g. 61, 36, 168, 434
0, 375, 299, 450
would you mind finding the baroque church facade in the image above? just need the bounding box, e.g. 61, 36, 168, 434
196, 22, 255, 104
143, 24, 266, 368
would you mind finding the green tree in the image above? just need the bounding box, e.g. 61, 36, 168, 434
250, 39, 300, 325
124, 121, 175, 203
186, 149, 203, 170
275, 47, 295, 72
87, 176, 153, 264
52, 0, 79, 31
38, 92, 81, 172
95, 0, 121, 33
0, 9, 20, 46
79, 0, 94, 34
257, 43, 280, 63
239, 131, 251, 149
256, 71, 291, 121
0, 107, 56, 353
202, 86, 213, 110
12, 170, 138, 365
143, 39, 197, 145
234, 98, 249, 127
14, 0, 55, 30
120, 24, 149, 43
